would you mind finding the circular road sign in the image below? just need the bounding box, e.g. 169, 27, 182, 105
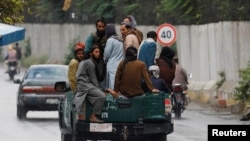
156, 23, 177, 46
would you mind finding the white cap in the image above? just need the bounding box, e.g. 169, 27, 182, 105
148, 65, 160, 78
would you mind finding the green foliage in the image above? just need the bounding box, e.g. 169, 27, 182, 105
18, 0, 250, 25
156, 0, 198, 25
234, 61, 250, 104
21, 55, 48, 68
76, 0, 116, 23
216, 71, 226, 90
76, 0, 159, 24
31, 0, 65, 23
64, 38, 78, 65
0, 0, 37, 24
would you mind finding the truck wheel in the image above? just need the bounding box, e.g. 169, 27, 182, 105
17, 105, 27, 119
153, 134, 166, 141
72, 133, 87, 141
72, 122, 87, 141
61, 133, 72, 141
126, 136, 144, 141
146, 134, 166, 141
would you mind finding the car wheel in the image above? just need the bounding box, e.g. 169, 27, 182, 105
61, 133, 72, 141
17, 105, 27, 119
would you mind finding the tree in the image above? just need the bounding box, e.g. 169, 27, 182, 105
76, 0, 161, 25
76, 0, 116, 23
25, 0, 66, 23
18, 0, 250, 25
0, 0, 37, 24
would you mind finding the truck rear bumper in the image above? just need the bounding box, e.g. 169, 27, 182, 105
74, 122, 173, 140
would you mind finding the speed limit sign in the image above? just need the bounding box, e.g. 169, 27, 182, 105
156, 23, 177, 46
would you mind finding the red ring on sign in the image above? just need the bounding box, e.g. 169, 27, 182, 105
156, 23, 177, 46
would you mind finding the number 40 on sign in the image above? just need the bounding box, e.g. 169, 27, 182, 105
156, 23, 177, 46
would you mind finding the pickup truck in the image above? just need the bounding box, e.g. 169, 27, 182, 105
55, 81, 173, 141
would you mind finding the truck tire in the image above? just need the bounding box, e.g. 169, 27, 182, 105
145, 134, 167, 141
153, 134, 166, 141
72, 132, 87, 141
17, 105, 27, 119
72, 121, 87, 141
61, 133, 72, 141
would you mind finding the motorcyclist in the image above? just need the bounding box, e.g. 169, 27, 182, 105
4, 44, 17, 73
148, 65, 171, 93
172, 57, 189, 105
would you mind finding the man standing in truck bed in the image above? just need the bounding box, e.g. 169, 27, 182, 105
84, 17, 107, 59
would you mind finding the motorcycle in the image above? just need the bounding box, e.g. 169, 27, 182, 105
171, 83, 187, 118
7, 61, 17, 80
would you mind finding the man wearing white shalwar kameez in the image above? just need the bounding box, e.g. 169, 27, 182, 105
104, 24, 124, 89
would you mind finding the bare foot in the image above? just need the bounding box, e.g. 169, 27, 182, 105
90, 114, 104, 123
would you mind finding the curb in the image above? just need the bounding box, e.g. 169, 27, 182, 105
187, 80, 244, 114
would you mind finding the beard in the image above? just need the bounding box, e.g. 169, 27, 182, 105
92, 55, 101, 62
97, 30, 105, 37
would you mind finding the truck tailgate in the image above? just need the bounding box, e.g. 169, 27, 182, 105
85, 92, 170, 123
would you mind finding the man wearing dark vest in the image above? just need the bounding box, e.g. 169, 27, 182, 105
84, 17, 107, 59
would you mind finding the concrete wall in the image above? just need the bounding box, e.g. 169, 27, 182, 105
176, 22, 250, 82
18, 22, 250, 82
174, 22, 250, 109
5, 22, 250, 109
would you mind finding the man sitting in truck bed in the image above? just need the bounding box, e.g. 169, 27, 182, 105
112, 46, 159, 97
75, 45, 107, 123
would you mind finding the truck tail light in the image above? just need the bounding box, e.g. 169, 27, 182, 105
165, 98, 172, 114
76, 113, 85, 120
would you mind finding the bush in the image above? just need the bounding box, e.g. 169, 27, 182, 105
21, 55, 48, 68
64, 38, 78, 65
234, 61, 250, 104
216, 71, 226, 90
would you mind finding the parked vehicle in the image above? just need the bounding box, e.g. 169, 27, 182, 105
171, 83, 186, 118
55, 81, 174, 141
14, 64, 69, 119
7, 61, 17, 80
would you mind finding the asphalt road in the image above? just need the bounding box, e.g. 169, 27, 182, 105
0, 62, 249, 141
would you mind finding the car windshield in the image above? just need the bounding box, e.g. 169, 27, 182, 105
26, 66, 67, 79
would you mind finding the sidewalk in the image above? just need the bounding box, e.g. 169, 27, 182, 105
188, 80, 250, 120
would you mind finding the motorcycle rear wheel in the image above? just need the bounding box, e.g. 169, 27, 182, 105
8, 69, 16, 80
174, 104, 181, 118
